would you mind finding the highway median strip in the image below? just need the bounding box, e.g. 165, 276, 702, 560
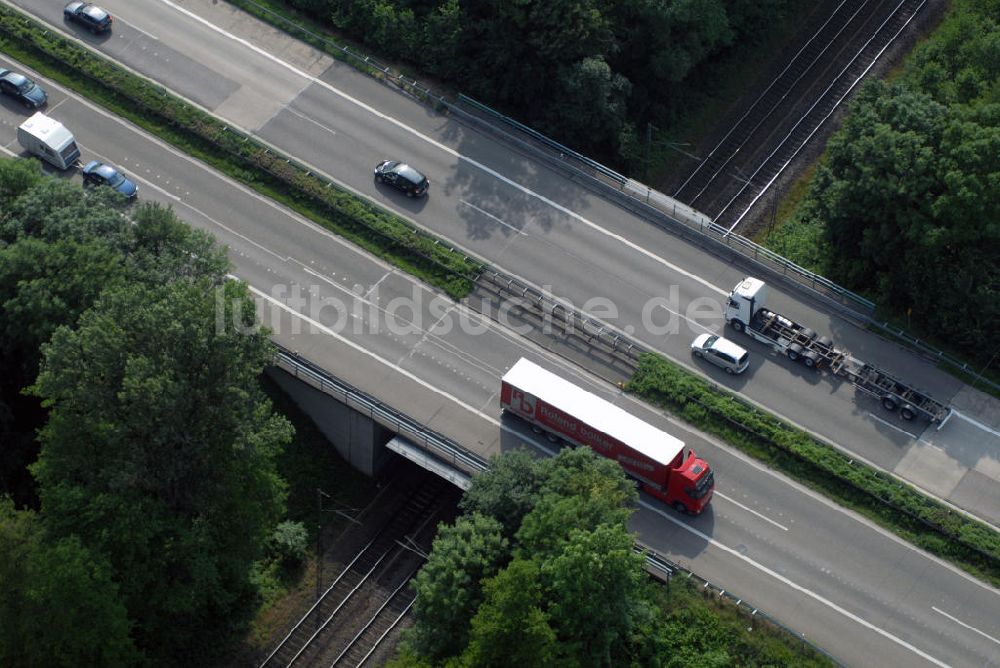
2, 4, 997, 588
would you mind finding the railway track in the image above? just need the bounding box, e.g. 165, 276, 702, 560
328, 571, 418, 667
260, 469, 459, 667
672, 0, 928, 233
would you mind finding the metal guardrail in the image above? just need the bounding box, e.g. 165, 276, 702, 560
448, 95, 1000, 394
444, 95, 1000, 391
451, 94, 876, 314
272, 343, 488, 476
477, 267, 649, 364
271, 343, 837, 664
225, 0, 447, 107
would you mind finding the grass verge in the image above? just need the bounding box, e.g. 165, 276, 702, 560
653, 575, 835, 667
628, 353, 1000, 587
0, 7, 477, 300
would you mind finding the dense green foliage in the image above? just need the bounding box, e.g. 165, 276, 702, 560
0, 159, 294, 665
0, 500, 138, 667
400, 448, 832, 667
0, 4, 478, 299
766, 0, 1000, 364
628, 354, 1000, 586
274, 0, 787, 160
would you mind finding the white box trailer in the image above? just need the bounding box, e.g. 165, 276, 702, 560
501, 358, 715, 514
17, 112, 80, 170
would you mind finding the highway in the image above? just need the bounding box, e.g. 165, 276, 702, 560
2, 40, 998, 667
0, 2, 1000, 665
11, 0, 997, 528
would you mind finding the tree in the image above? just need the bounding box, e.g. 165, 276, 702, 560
460, 558, 561, 667
0, 166, 229, 507
544, 56, 632, 151
408, 513, 509, 661
805, 81, 1000, 361
536, 446, 637, 513
0, 156, 43, 213
542, 524, 648, 666
408, 447, 652, 665
0, 236, 126, 379
0, 499, 138, 667
30, 279, 291, 665
458, 448, 545, 538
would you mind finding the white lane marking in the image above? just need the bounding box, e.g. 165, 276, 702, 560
160, 0, 727, 297
931, 606, 1000, 646
951, 410, 1000, 438
362, 269, 393, 299
460, 200, 526, 235
639, 501, 951, 668
654, 302, 719, 334
247, 283, 501, 426
126, 22, 160, 42
284, 106, 337, 138
714, 492, 788, 531
867, 413, 920, 439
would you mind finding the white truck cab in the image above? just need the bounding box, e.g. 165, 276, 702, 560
17, 112, 80, 170
725, 276, 767, 331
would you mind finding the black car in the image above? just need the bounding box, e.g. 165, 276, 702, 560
0, 70, 47, 109
374, 160, 429, 197
64, 2, 113, 33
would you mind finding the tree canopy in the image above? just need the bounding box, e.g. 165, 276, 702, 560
0, 157, 292, 665
284, 0, 788, 159
781, 0, 1000, 363
403, 447, 651, 666
0, 499, 138, 667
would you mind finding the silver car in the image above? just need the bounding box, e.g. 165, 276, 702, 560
691, 333, 750, 375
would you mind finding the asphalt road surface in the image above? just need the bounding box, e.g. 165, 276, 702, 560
2, 47, 997, 666
12, 0, 997, 527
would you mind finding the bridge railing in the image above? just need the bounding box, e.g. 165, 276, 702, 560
272, 343, 488, 476
270, 342, 837, 664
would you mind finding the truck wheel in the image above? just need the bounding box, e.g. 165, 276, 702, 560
731, 320, 745, 333
545, 432, 561, 444
672, 501, 688, 514
802, 353, 818, 369
901, 406, 917, 421
800, 328, 817, 340
787, 344, 801, 362
817, 336, 834, 349
881, 396, 898, 411
531, 425, 543, 434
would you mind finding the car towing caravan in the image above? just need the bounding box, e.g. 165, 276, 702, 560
17, 112, 80, 170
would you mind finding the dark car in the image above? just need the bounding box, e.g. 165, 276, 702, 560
64, 2, 113, 33
0, 70, 47, 109
82, 161, 137, 199
374, 160, 429, 197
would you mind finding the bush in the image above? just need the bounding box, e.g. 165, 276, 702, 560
268, 520, 309, 566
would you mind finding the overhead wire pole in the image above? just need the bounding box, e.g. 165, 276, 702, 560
315, 488, 363, 610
